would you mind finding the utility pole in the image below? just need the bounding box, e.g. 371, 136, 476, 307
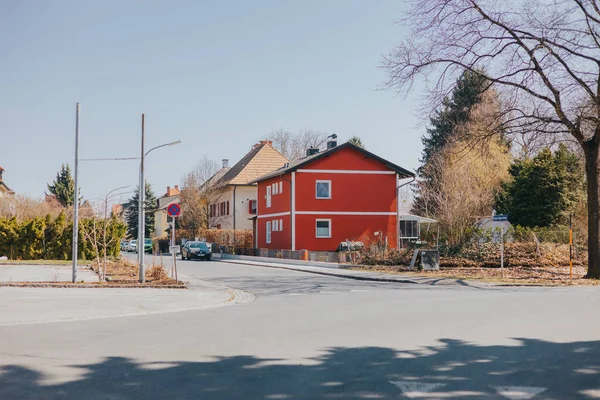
72, 103, 80, 283
138, 114, 145, 283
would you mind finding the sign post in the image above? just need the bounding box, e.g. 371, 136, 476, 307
167, 203, 181, 281
493, 214, 508, 278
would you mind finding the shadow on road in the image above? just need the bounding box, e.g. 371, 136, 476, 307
2, 338, 599, 399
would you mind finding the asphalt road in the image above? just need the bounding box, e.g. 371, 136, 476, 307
1, 258, 599, 399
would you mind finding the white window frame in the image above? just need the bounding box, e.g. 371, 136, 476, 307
272, 183, 278, 195
266, 221, 272, 243
266, 186, 272, 208
279, 219, 283, 231
279, 181, 283, 194
273, 219, 278, 231
315, 180, 331, 199
316, 219, 331, 238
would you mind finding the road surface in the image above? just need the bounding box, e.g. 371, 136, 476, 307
1, 258, 599, 399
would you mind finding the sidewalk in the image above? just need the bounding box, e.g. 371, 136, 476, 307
219, 259, 493, 288
0, 264, 98, 283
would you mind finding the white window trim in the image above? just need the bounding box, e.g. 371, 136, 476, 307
266, 186, 272, 208
257, 211, 291, 219
279, 181, 283, 194
315, 180, 331, 199
316, 218, 332, 238
273, 219, 278, 231
279, 218, 283, 231
266, 221, 272, 243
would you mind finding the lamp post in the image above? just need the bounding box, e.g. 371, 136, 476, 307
138, 113, 182, 283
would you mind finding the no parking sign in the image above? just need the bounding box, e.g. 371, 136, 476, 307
167, 203, 181, 217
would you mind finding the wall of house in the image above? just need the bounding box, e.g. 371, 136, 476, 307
256, 175, 292, 249
233, 185, 257, 231
208, 189, 233, 229
295, 214, 397, 252
155, 210, 168, 238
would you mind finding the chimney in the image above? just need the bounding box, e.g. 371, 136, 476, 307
0, 166, 3, 181
326, 134, 338, 150
222, 159, 229, 168
174, 185, 179, 191
306, 148, 319, 157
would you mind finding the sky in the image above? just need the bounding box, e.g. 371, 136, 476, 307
0, 0, 425, 205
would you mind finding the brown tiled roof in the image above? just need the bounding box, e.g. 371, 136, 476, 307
217, 142, 289, 186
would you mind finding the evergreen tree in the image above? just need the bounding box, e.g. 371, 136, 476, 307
47, 164, 77, 207
413, 69, 495, 215
347, 136, 365, 149
495, 144, 585, 227
126, 182, 157, 238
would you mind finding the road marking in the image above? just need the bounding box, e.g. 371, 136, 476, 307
491, 385, 547, 399
350, 289, 369, 292
389, 381, 446, 398
319, 291, 336, 294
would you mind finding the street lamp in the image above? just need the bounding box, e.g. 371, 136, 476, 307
138, 113, 182, 283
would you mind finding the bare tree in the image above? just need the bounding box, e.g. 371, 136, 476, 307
179, 157, 227, 237
268, 128, 330, 161
384, 0, 600, 278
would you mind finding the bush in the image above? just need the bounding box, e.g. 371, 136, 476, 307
0, 213, 126, 261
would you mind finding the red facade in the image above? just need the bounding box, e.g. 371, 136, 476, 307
255, 143, 414, 252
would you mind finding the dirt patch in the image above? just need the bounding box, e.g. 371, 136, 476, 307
91, 259, 184, 287
350, 242, 598, 286
349, 264, 598, 286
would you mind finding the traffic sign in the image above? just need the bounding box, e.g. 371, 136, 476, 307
493, 214, 508, 221
169, 245, 181, 254
167, 203, 181, 217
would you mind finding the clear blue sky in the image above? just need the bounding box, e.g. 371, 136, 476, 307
1, 0, 424, 203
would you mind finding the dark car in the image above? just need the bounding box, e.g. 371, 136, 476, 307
181, 241, 211, 261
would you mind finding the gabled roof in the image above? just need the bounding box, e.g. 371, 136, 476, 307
216, 141, 289, 186
251, 142, 415, 183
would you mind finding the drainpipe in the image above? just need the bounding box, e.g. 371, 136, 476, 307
233, 186, 237, 230
397, 176, 416, 249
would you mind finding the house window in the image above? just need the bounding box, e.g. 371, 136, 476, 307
279, 219, 283, 231
273, 219, 278, 231
266, 221, 272, 243
400, 220, 419, 239
273, 183, 278, 195
316, 219, 331, 238
316, 180, 331, 199
266, 186, 272, 207
209, 205, 213, 218
226, 201, 230, 216
248, 200, 257, 214
279, 181, 283, 194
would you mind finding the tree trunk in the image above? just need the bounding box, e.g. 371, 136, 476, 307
584, 140, 600, 279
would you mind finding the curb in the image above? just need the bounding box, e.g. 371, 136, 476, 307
0, 282, 187, 289
219, 259, 421, 284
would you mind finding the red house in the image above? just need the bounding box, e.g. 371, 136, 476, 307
251, 141, 414, 252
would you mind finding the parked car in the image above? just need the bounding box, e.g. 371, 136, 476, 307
120, 240, 129, 252
181, 241, 211, 261
144, 238, 153, 254
128, 239, 137, 252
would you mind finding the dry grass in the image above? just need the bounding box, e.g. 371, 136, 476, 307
91, 259, 181, 285
351, 242, 598, 286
